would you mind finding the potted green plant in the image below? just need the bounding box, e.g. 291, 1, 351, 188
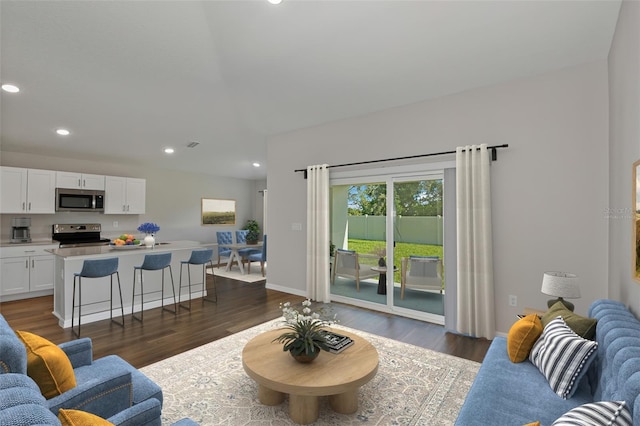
243, 219, 261, 245
273, 300, 333, 363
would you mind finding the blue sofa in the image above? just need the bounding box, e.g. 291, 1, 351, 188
0, 313, 197, 425
456, 299, 640, 425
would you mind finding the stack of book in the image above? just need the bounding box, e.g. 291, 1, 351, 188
323, 331, 354, 354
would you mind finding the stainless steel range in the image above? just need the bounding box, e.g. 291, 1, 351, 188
52, 223, 111, 248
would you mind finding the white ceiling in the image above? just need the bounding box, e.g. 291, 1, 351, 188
0, 0, 621, 180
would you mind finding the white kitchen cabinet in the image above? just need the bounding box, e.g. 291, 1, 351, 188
0, 245, 56, 298
56, 172, 105, 190
1, 257, 30, 295
104, 176, 146, 214
0, 167, 56, 214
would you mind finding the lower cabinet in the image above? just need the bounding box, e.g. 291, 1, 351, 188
0, 246, 56, 299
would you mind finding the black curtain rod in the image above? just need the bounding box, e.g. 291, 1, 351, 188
295, 144, 509, 178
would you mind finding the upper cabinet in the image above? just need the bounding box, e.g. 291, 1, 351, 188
56, 172, 105, 190
0, 166, 144, 215
104, 176, 146, 214
0, 167, 55, 214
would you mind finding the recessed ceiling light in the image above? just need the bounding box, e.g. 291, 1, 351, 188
252, 162, 261, 168
2, 84, 20, 93
56, 128, 70, 136
164, 148, 175, 154
267, 0, 282, 4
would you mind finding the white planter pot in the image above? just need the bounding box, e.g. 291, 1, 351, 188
143, 234, 155, 248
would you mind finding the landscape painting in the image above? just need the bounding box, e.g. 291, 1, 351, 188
635, 160, 640, 282
202, 198, 235, 225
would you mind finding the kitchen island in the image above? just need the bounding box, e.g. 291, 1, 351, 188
46, 241, 215, 328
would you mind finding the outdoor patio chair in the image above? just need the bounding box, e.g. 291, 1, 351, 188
331, 249, 378, 291
400, 256, 443, 299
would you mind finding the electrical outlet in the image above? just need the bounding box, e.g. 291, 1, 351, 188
509, 295, 517, 307
113, 221, 118, 228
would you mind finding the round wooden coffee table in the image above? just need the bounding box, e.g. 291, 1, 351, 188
242, 327, 379, 425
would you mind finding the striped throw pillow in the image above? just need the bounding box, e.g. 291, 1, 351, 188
529, 316, 598, 399
552, 400, 631, 426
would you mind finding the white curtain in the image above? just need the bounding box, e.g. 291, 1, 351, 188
456, 144, 495, 339
306, 164, 330, 303
262, 190, 267, 235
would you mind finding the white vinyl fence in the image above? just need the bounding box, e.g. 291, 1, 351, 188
348, 216, 443, 245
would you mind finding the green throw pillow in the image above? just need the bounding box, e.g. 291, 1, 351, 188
541, 301, 597, 340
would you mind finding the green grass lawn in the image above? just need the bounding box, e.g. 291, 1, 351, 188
345, 239, 443, 283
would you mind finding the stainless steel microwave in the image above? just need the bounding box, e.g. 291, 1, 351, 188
55, 188, 105, 212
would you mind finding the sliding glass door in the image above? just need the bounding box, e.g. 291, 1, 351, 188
391, 177, 444, 323
330, 170, 446, 324
330, 181, 387, 306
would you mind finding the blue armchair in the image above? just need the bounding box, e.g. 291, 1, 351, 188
0, 373, 158, 425
0, 373, 197, 425
0, 313, 162, 421
215, 231, 233, 267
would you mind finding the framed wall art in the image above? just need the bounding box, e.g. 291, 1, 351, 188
201, 198, 236, 225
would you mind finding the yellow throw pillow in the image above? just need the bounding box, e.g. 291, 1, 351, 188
507, 314, 543, 362
58, 409, 114, 426
541, 301, 597, 339
16, 330, 77, 399
523, 422, 541, 426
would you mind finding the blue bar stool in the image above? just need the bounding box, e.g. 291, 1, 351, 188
178, 248, 216, 310
132, 252, 176, 322
72, 257, 124, 337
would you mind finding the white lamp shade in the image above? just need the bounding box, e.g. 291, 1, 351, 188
541, 272, 580, 299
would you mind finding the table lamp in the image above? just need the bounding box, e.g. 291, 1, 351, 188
541, 271, 580, 311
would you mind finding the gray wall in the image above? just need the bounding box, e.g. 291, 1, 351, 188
4, 4, 635, 337
608, 1, 640, 314
0, 151, 261, 243
266, 60, 610, 334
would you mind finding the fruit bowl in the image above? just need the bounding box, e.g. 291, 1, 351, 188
110, 242, 144, 250
110, 233, 143, 249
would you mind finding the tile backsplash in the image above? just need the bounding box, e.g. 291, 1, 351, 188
1, 213, 140, 241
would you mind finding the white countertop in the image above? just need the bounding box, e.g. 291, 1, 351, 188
46, 240, 215, 258
0, 239, 57, 247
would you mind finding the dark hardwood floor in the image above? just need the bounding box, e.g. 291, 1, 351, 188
0, 275, 491, 368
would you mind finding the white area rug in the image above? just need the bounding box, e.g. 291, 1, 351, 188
207, 266, 265, 283
140, 319, 479, 425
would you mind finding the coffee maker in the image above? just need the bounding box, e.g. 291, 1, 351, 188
11, 217, 31, 243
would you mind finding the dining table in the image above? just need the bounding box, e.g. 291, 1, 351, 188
219, 242, 263, 274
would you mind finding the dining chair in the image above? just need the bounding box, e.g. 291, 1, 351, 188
235, 230, 260, 262
216, 231, 233, 267
72, 257, 124, 337
400, 256, 443, 299
331, 249, 378, 291
247, 235, 267, 276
